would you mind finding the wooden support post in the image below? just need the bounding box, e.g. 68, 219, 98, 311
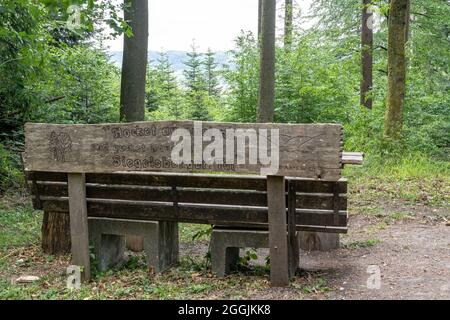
267, 175, 289, 287
287, 180, 299, 278
68, 173, 90, 282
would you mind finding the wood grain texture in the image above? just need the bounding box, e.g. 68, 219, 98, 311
27, 171, 348, 193
267, 175, 289, 287
38, 198, 348, 227
24, 121, 343, 180
67, 173, 90, 282
28, 172, 348, 230
288, 180, 299, 278
342, 152, 364, 165
34, 182, 347, 210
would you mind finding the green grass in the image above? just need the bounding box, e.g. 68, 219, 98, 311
179, 224, 211, 243
343, 239, 381, 249
298, 277, 330, 294
344, 153, 449, 206
0, 196, 41, 252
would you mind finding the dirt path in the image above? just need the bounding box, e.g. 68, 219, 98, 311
180, 213, 450, 300
301, 219, 450, 299
1, 195, 449, 300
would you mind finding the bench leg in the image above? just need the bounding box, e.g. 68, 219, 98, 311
68, 173, 90, 282
211, 232, 239, 277
211, 230, 240, 277
93, 234, 125, 272
288, 181, 299, 278
288, 231, 299, 278
267, 175, 289, 287
144, 221, 178, 272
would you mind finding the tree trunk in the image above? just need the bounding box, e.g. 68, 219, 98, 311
405, 0, 410, 42
360, 0, 373, 109
384, 0, 409, 140
120, 0, 148, 251
120, 0, 149, 122
41, 212, 71, 255
258, 0, 263, 40
284, 0, 293, 49
257, 0, 276, 123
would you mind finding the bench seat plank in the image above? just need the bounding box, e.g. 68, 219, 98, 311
33, 182, 347, 210
27, 171, 348, 193
38, 197, 348, 227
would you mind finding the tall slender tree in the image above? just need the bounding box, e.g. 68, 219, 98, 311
284, 0, 293, 49
360, 0, 373, 109
184, 41, 209, 120
204, 48, 221, 98
384, 0, 409, 140
258, 0, 263, 40
120, 0, 148, 251
155, 52, 178, 102
146, 52, 178, 112
257, 0, 276, 123
120, 0, 148, 122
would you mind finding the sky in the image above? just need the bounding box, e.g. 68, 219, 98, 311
105, 0, 313, 52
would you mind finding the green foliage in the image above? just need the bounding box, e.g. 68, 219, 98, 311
238, 249, 258, 268
0, 144, 23, 192
146, 52, 185, 120
0, 198, 40, 251
183, 41, 210, 120
0, 0, 49, 141
192, 225, 212, 241
223, 32, 260, 123
204, 48, 222, 98
0, 0, 448, 190
300, 277, 330, 294
343, 238, 380, 249
31, 45, 120, 124
0, 0, 126, 139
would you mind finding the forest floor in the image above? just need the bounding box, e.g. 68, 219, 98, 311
0, 173, 449, 300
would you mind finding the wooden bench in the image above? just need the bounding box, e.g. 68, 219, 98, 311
23, 120, 346, 287
26, 172, 348, 278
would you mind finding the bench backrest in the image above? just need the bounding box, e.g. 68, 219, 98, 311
24, 121, 343, 180
26, 171, 348, 233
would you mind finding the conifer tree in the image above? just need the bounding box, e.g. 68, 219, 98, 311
146, 52, 182, 118
183, 41, 209, 120
204, 48, 221, 98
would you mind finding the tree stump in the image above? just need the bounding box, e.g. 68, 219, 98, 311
299, 232, 340, 252
126, 236, 144, 252
41, 211, 71, 254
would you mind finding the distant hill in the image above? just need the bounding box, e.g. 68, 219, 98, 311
109, 50, 231, 73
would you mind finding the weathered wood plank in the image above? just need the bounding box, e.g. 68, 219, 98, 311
295, 225, 348, 233
34, 182, 347, 210
39, 198, 348, 227
214, 224, 348, 234
27, 171, 348, 193
288, 181, 299, 278
290, 178, 347, 193
267, 175, 289, 287
24, 121, 342, 179
67, 173, 90, 282
342, 152, 364, 165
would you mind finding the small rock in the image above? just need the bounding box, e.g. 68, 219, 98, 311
15, 275, 40, 283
